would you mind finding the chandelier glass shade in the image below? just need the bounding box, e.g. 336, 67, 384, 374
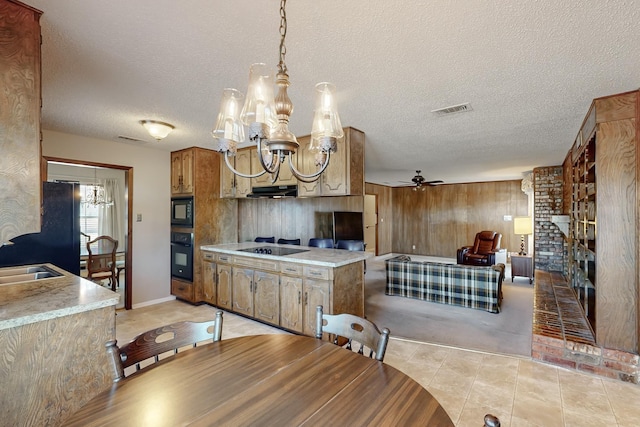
211, 0, 343, 183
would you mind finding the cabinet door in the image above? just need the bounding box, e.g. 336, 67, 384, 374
235, 149, 252, 198
232, 267, 254, 316
220, 153, 235, 198
171, 151, 183, 194
303, 279, 331, 336
280, 275, 303, 333
320, 135, 348, 196
202, 260, 216, 304
217, 264, 232, 309
253, 271, 280, 325
296, 135, 321, 197
251, 147, 274, 187
181, 150, 194, 193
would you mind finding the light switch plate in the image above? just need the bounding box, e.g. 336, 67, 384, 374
503, 215, 512, 221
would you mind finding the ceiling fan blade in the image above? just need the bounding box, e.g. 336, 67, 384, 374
425, 180, 444, 185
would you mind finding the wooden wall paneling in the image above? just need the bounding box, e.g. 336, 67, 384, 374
596, 118, 636, 351
595, 91, 637, 123
237, 196, 364, 244
562, 153, 573, 215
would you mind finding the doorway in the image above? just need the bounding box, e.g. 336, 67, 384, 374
364, 194, 377, 255
44, 157, 133, 310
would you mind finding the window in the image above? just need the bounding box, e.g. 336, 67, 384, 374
80, 184, 101, 253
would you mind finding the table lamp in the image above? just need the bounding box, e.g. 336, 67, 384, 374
513, 216, 533, 255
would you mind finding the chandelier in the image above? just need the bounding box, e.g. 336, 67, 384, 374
84, 167, 111, 206
211, 0, 343, 183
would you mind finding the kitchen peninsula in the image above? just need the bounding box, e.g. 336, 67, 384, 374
0, 263, 119, 426
200, 243, 370, 336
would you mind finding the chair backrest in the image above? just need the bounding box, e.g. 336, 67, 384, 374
336, 239, 365, 251
118, 312, 223, 375
277, 238, 301, 245
254, 236, 275, 243
86, 235, 118, 278
308, 238, 334, 248
472, 231, 501, 255
315, 305, 389, 361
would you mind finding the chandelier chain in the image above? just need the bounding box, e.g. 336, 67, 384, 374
278, 0, 288, 74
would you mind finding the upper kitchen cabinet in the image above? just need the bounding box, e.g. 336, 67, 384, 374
297, 127, 365, 197
250, 147, 298, 188
171, 149, 194, 195
219, 148, 252, 198
0, 0, 43, 243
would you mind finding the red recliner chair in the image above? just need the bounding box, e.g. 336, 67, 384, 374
457, 231, 502, 266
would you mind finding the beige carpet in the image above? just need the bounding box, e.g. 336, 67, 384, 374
364, 255, 534, 357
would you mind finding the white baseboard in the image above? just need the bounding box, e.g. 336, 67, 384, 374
132, 295, 176, 309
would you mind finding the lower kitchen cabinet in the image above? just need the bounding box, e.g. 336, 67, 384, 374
217, 263, 232, 310
199, 249, 365, 337
232, 267, 280, 326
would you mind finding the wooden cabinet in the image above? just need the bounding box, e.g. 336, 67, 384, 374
202, 252, 217, 304
0, 0, 42, 243
232, 267, 279, 325
251, 147, 298, 187
216, 262, 232, 310
200, 249, 365, 337
297, 127, 365, 197
219, 148, 252, 198
565, 90, 639, 353
171, 150, 194, 195
170, 147, 237, 304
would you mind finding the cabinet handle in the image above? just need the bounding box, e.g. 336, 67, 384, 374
253, 280, 257, 293
304, 292, 308, 306
298, 290, 301, 304
249, 281, 253, 292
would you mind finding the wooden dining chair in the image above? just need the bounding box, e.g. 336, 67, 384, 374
315, 305, 390, 362
118, 311, 223, 377
86, 235, 118, 291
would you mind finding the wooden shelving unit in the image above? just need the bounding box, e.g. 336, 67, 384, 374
564, 89, 639, 353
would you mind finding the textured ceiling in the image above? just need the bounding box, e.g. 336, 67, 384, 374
27, 0, 640, 186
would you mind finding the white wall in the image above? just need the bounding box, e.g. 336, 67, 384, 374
42, 130, 172, 306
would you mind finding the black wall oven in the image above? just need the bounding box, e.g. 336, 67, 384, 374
170, 231, 193, 281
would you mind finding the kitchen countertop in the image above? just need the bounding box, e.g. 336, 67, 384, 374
0, 263, 119, 331
200, 242, 371, 268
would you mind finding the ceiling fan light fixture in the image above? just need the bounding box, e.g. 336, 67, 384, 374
140, 120, 175, 140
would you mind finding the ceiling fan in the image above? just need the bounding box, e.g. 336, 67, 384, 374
399, 171, 443, 191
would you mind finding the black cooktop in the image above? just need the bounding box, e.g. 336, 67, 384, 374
238, 246, 309, 256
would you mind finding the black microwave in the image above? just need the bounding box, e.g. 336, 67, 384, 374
171, 196, 194, 227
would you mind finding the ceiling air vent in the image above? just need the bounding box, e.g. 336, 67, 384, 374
117, 135, 145, 143
431, 102, 473, 116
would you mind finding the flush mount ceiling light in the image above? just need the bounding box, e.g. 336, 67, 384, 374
140, 120, 175, 140
211, 0, 343, 183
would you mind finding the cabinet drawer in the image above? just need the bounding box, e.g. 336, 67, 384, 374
202, 251, 215, 262
171, 278, 194, 301
281, 262, 303, 276
217, 254, 232, 263
233, 256, 279, 272
303, 266, 332, 281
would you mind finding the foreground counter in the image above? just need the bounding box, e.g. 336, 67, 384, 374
200, 243, 370, 336
0, 263, 119, 426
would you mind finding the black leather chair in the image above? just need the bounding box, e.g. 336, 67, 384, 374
254, 236, 275, 243
308, 238, 334, 248
457, 231, 502, 266
336, 240, 366, 273
336, 240, 365, 251
277, 238, 301, 245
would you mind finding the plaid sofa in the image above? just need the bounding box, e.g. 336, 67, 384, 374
385, 256, 505, 313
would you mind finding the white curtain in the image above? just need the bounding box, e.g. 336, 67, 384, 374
98, 178, 125, 251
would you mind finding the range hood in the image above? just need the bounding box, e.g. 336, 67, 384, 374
246, 185, 298, 199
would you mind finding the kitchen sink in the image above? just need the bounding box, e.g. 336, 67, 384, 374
0, 265, 63, 285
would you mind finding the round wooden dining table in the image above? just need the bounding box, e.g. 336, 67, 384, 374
63, 334, 454, 426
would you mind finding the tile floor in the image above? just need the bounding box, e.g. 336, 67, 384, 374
115, 301, 640, 427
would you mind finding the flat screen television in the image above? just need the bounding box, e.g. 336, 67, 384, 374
332, 211, 364, 243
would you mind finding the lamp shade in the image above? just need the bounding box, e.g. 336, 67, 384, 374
513, 217, 533, 235
240, 63, 277, 128
212, 88, 246, 153
310, 82, 343, 153
140, 120, 174, 140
